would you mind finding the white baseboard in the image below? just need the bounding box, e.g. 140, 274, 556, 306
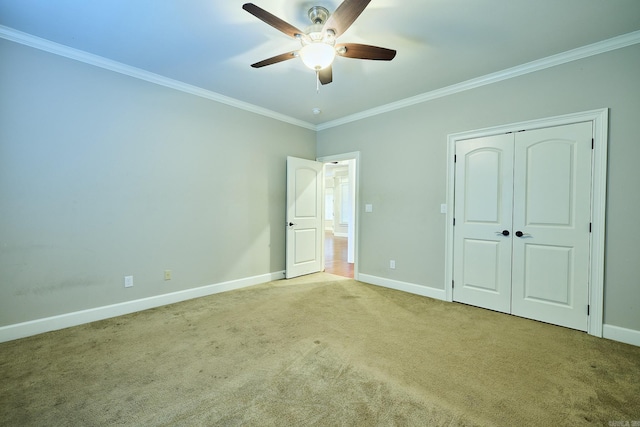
358, 274, 447, 301
603, 324, 640, 347
5, 271, 636, 348
358, 275, 640, 348
0, 271, 285, 343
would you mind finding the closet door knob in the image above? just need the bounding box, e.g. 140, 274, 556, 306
498, 230, 510, 236
515, 231, 523, 237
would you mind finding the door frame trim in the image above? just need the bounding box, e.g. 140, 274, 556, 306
317, 151, 361, 280
444, 109, 608, 337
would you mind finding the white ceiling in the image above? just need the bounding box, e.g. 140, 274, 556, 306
1, 0, 639, 127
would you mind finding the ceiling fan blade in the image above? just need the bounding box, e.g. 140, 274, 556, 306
242, 3, 303, 39
251, 51, 298, 68
319, 66, 333, 85
336, 43, 396, 61
323, 0, 371, 37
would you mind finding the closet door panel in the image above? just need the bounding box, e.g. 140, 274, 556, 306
453, 134, 513, 313
511, 122, 592, 331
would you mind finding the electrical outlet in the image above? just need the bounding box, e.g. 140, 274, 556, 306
124, 275, 133, 288
164, 270, 172, 281
390, 260, 396, 269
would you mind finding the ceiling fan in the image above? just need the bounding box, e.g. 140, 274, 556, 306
242, 0, 396, 86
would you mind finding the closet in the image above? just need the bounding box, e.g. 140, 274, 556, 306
452, 122, 593, 331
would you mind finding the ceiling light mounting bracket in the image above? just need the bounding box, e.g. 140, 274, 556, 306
308, 6, 330, 25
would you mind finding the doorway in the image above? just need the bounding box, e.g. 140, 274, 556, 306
324, 160, 353, 278
452, 122, 592, 331
445, 109, 608, 337
318, 152, 360, 279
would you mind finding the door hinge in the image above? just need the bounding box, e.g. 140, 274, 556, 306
592, 138, 594, 149
589, 223, 592, 233
587, 305, 590, 316
452, 280, 454, 289
454, 154, 457, 163
453, 218, 456, 226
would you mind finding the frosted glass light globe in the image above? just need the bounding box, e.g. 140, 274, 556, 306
299, 43, 336, 70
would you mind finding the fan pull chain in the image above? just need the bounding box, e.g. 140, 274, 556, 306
316, 70, 320, 93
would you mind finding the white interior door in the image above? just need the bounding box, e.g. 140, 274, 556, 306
286, 156, 323, 279
511, 122, 592, 330
453, 134, 514, 313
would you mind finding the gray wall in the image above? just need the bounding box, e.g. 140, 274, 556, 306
2, 36, 639, 335
317, 44, 640, 332
0, 39, 316, 326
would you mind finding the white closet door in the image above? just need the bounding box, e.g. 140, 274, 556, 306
453, 134, 514, 313
511, 122, 592, 331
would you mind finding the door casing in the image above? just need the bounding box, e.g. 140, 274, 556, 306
444, 109, 608, 337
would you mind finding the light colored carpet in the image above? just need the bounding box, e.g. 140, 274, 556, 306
1, 273, 639, 426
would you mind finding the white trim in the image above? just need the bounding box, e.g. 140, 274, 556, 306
445, 109, 608, 338
2, 25, 638, 133
0, 25, 315, 131
603, 325, 640, 347
359, 274, 447, 301
588, 110, 608, 338
317, 152, 360, 281
445, 138, 456, 304
0, 271, 285, 343
316, 31, 640, 131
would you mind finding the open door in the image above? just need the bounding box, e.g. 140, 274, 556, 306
286, 156, 323, 279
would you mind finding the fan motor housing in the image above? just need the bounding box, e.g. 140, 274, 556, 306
302, 6, 335, 46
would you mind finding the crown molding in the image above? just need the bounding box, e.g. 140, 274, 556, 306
2, 25, 639, 133
316, 30, 640, 131
0, 25, 316, 131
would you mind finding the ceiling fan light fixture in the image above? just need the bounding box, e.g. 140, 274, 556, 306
243, 1, 397, 85
299, 42, 336, 71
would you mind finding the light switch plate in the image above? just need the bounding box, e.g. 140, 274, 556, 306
365, 204, 373, 213
440, 204, 447, 214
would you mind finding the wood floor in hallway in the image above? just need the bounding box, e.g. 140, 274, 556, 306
324, 231, 353, 278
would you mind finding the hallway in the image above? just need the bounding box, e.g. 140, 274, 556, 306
324, 232, 353, 278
